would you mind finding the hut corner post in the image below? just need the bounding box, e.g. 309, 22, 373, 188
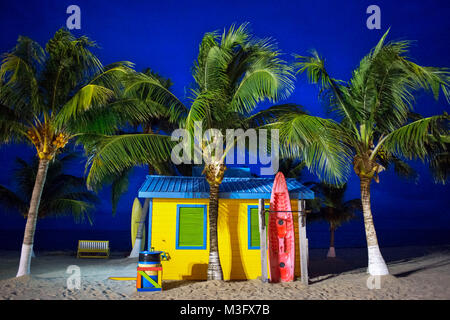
258, 198, 268, 283
298, 198, 309, 286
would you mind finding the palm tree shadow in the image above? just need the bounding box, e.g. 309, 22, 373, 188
308, 249, 364, 279
309, 274, 338, 284
393, 258, 450, 278
307, 246, 450, 281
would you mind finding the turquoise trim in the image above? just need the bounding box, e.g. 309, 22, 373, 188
139, 191, 311, 200
140, 191, 211, 199
247, 204, 269, 250
175, 204, 207, 250
147, 198, 153, 251
138, 175, 314, 200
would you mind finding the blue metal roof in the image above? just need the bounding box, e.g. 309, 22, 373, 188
138, 175, 314, 199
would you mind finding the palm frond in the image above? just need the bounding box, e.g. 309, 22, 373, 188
192, 31, 221, 92
43, 198, 94, 224
246, 104, 306, 127
0, 104, 29, 144
89, 61, 135, 94
0, 36, 44, 115
306, 182, 360, 228
391, 156, 418, 181
124, 72, 187, 126
220, 22, 251, 50
278, 158, 306, 178
110, 168, 131, 216
273, 112, 351, 184
41, 29, 103, 114
294, 50, 360, 135
231, 62, 295, 114
86, 133, 175, 188
0, 153, 98, 223
428, 146, 449, 184
381, 114, 448, 160
0, 185, 27, 214
54, 84, 115, 129
185, 89, 218, 132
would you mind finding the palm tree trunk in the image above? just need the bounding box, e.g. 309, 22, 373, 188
360, 177, 389, 275
207, 183, 223, 280
129, 198, 150, 258
327, 227, 336, 258
16, 159, 49, 277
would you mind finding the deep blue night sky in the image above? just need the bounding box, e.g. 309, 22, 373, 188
0, 1, 448, 249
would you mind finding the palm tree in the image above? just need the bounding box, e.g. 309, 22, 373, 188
84, 23, 349, 280
306, 183, 361, 258
0, 29, 165, 276
292, 30, 450, 275
183, 23, 298, 279
0, 153, 98, 224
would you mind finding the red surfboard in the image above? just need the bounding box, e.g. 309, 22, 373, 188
268, 172, 295, 282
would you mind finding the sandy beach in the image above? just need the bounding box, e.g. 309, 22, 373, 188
0, 245, 449, 300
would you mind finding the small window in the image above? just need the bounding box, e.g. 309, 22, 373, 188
176, 205, 207, 249
248, 205, 269, 249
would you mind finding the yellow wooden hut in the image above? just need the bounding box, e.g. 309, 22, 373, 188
138, 174, 314, 280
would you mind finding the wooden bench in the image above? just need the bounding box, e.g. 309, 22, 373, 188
77, 240, 110, 259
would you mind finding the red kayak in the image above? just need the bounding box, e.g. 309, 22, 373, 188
268, 172, 295, 282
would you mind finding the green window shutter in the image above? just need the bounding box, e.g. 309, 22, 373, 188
249, 207, 269, 248
249, 208, 260, 248
178, 206, 205, 248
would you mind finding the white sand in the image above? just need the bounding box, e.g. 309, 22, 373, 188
0, 245, 449, 300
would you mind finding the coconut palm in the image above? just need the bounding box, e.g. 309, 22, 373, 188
306, 183, 361, 258
84, 23, 349, 280
0, 29, 173, 276
183, 23, 298, 279
292, 30, 450, 275
0, 153, 98, 224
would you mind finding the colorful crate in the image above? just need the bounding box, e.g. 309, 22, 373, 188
136, 266, 162, 291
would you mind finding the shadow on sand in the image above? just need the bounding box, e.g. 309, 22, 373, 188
393, 258, 450, 277
307, 246, 450, 282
